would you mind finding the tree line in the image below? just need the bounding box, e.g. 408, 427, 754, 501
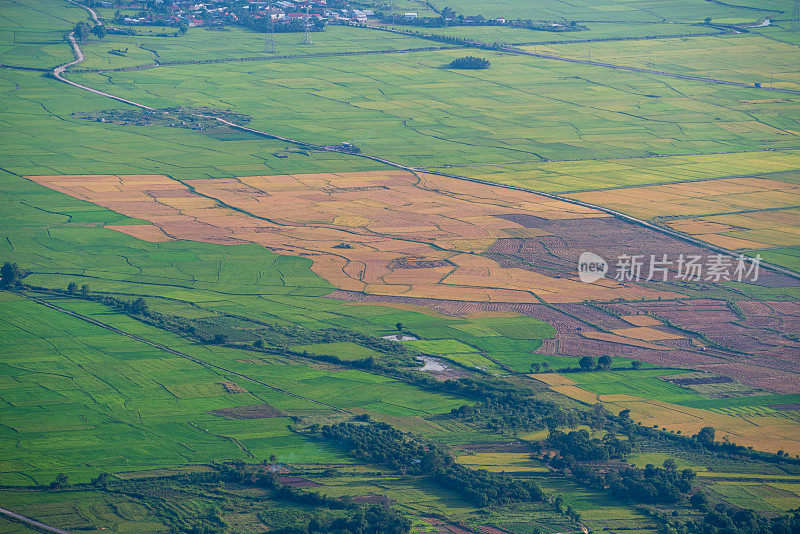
315, 421, 545, 507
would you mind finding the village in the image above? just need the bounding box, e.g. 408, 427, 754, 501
96, 0, 571, 34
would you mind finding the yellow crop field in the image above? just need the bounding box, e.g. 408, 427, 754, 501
547, 390, 800, 456
433, 149, 800, 194
567, 177, 800, 251
455, 452, 548, 473
29, 171, 681, 304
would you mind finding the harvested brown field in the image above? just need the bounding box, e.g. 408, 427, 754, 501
105, 223, 175, 242
621, 315, 663, 327
210, 403, 285, 419
610, 326, 686, 341
30, 171, 726, 304
329, 290, 800, 394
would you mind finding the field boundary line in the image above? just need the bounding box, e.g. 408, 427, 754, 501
506, 46, 800, 95
16, 291, 350, 413
0, 506, 71, 534
508, 30, 728, 46
354, 23, 800, 95
49, 2, 800, 281
68, 45, 464, 73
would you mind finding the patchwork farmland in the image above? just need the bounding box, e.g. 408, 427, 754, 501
1, 0, 799, 532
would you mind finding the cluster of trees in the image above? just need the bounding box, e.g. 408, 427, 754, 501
73, 21, 106, 43
546, 429, 631, 462
52, 462, 411, 534
447, 56, 491, 69
450, 393, 579, 432
0, 262, 25, 289
270, 506, 411, 534
669, 507, 800, 534
570, 462, 696, 505
375, 9, 492, 28
529, 357, 642, 374
317, 422, 544, 507
517, 20, 585, 32
66, 282, 91, 297
577, 355, 612, 371
239, 13, 325, 34
369, 26, 505, 50
106, 295, 150, 316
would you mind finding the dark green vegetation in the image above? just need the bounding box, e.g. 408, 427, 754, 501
317, 422, 545, 507
0, 462, 413, 533
2, 0, 800, 532
447, 56, 491, 69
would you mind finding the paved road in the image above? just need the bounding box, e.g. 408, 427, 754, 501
49, 1, 800, 283
0, 507, 70, 534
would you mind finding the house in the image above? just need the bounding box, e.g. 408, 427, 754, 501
404, 12, 417, 19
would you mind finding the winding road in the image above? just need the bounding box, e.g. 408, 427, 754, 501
47, 0, 800, 283
0, 507, 70, 534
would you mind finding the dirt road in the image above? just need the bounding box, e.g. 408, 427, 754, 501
0, 507, 71, 534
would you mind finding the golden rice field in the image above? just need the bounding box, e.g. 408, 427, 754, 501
430, 148, 800, 194
551, 386, 800, 456
28, 171, 679, 304
455, 452, 550, 473
567, 177, 800, 251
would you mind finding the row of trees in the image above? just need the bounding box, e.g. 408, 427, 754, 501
317, 422, 545, 507
270, 506, 411, 534
529, 357, 643, 373
669, 507, 800, 534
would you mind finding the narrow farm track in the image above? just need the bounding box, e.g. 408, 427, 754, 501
506, 47, 800, 95
69, 45, 464, 74
50, 1, 800, 284
364, 24, 800, 95
18, 292, 351, 414
0, 506, 71, 534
